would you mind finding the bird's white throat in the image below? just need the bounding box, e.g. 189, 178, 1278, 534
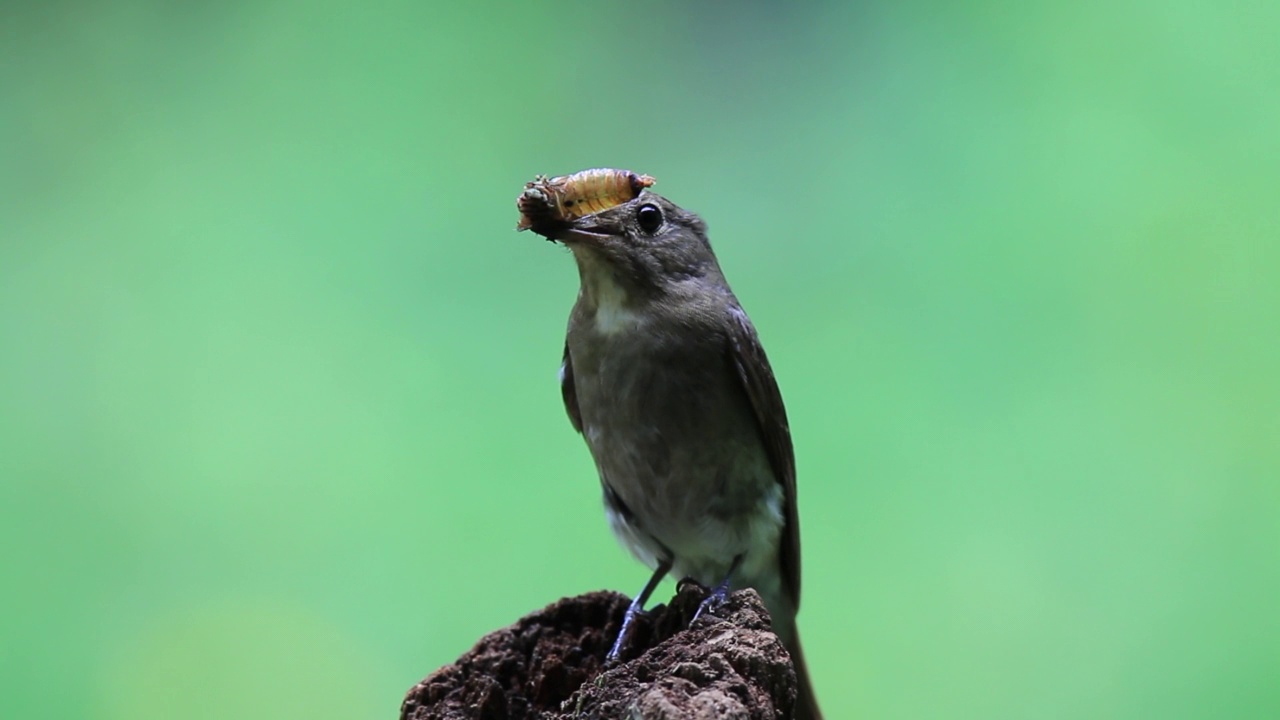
578, 256, 643, 335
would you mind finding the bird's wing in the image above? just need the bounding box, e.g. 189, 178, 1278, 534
560, 343, 584, 434
725, 305, 801, 608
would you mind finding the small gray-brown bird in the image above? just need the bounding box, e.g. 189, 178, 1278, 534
537, 191, 822, 719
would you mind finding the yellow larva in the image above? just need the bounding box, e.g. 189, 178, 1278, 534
516, 168, 656, 230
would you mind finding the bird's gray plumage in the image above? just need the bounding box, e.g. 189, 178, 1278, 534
546, 191, 820, 720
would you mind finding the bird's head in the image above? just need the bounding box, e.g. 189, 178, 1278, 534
543, 192, 723, 303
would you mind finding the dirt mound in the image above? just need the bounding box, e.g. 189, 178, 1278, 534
401, 584, 797, 719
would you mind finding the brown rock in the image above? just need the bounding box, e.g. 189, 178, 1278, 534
401, 585, 798, 720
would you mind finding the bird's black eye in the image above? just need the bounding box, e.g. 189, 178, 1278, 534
636, 203, 663, 234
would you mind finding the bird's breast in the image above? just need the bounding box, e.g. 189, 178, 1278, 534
566, 312, 774, 523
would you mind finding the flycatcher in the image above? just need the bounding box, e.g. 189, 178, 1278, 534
537, 191, 821, 720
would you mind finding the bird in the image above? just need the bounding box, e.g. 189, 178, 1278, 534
535, 189, 822, 719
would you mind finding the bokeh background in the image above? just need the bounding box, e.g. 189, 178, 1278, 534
3, 1, 1277, 718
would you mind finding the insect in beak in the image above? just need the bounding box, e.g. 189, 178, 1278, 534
516, 168, 655, 232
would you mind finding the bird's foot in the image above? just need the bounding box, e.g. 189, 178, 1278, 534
606, 559, 673, 665
604, 603, 644, 665
691, 578, 732, 624
691, 554, 744, 625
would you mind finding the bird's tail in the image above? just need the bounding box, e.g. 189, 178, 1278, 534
779, 622, 823, 720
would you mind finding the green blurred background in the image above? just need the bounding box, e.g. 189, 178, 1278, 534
2, 1, 1277, 718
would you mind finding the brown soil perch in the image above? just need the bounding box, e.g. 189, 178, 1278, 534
401, 585, 799, 719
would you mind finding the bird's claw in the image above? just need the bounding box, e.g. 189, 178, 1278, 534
691, 583, 731, 624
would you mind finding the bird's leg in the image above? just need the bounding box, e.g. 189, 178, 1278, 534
606, 557, 672, 664
692, 553, 744, 623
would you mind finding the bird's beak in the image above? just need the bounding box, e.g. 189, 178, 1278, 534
543, 215, 617, 245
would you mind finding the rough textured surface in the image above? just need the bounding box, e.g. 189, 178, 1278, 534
401, 585, 798, 720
